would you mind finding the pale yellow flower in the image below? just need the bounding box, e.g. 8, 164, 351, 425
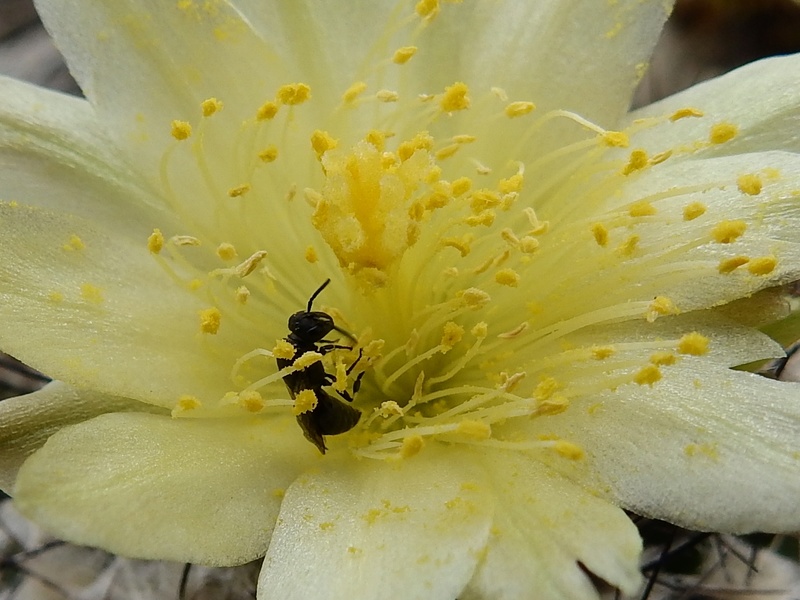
1, 1, 800, 599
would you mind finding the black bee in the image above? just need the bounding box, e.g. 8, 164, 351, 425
278, 279, 363, 454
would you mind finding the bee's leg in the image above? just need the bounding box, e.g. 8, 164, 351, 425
338, 350, 365, 402
317, 343, 352, 355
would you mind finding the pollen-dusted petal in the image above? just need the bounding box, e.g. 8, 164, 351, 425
259, 446, 493, 600
14, 412, 312, 565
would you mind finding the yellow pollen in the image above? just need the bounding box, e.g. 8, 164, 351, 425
494, 268, 520, 287
293, 389, 318, 415
709, 122, 738, 144
440, 82, 470, 112
239, 390, 265, 413
415, 0, 439, 20
747, 255, 777, 275
379, 401, 403, 417
277, 82, 311, 105
504, 101, 535, 118
519, 236, 539, 253
440, 321, 465, 351
311, 130, 338, 160
683, 201, 706, 221
670, 107, 704, 121
538, 394, 570, 416
170, 120, 192, 140
199, 307, 221, 334
272, 339, 295, 360
591, 345, 616, 360
235, 286, 250, 304
259, 146, 279, 163
737, 173, 763, 195
591, 222, 609, 247
294, 351, 323, 369
553, 440, 584, 460
634, 364, 662, 386
200, 97, 223, 117
499, 174, 523, 194
629, 201, 656, 217
80, 283, 104, 304
718, 256, 749, 274
457, 420, 491, 439
342, 81, 368, 103
678, 332, 710, 356
452, 177, 472, 196
256, 101, 279, 120
392, 46, 418, 64
435, 144, 461, 160
650, 351, 676, 366
228, 183, 251, 198
216, 242, 238, 261
602, 131, 629, 147
646, 296, 679, 322
376, 89, 399, 103
533, 377, 560, 401
189, 279, 203, 290
365, 129, 390, 151
452, 134, 475, 144
711, 220, 747, 244
622, 149, 648, 175
401, 435, 425, 458
442, 236, 471, 257
63, 234, 85, 251
174, 395, 201, 415
304, 245, 319, 263
471, 322, 488, 338
48, 291, 63, 303
147, 228, 164, 254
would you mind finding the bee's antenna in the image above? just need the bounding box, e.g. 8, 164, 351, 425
307, 278, 331, 312
333, 325, 358, 343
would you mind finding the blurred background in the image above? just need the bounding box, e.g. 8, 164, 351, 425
1, 0, 800, 598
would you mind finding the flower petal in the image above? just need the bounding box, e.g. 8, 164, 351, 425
626, 53, 800, 156
258, 447, 494, 600
0, 202, 249, 408
14, 412, 311, 565
0, 381, 165, 492
462, 452, 641, 600
540, 364, 800, 533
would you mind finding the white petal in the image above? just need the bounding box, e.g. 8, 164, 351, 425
0, 381, 164, 492
258, 447, 494, 600
537, 364, 800, 533
627, 53, 800, 156
14, 412, 311, 565
463, 452, 641, 600
0, 202, 250, 408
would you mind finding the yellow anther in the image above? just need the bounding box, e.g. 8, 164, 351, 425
256, 101, 279, 120
259, 146, 279, 163
504, 101, 535, 118
175, 395, 201, 414
147, 228, 164, 254
629, 201, 656, 217
376, 89, 399, 102
304, 245, 319, 263
709, 122, 738, 144
553, 440, 584, 460
494, 268, 520, 287
617, 234, 639, 256
440, 82, 470, 112
650, 150, 673, 166
471, 322, 488, 338
533, 377, 560, 402
678, 332, 710, 356
277, 82, 311, 105
342, 81, 368, 103
747, 256, 777, 275
401, 435, 425, 458
519, 236, 539, 253
171, 235, 201, 246
435, 144, 461, 160
234, 250, 269, 277
63, 234, 85, 251
293, 389, 318, 415
294, 351, 323, 370
717, 256, 749, 274
634, 364, 662, 386
650, 351, 676, 366
737, 173, 763, 196
235, 286, 250, 304
228, 183, 251, 198
711, 220, 747, 244
452, 134, 476, 144
591, 346, 616, 360
465, 210, 495, 227
646, 296, 679, 322
682, 201, 706, 221
199, 307, 221, 334
365, 129, 390, 151
459, 288, 491, 309
670, 107, 704, 121
216, 242, 238, 261
170, 120, 192, 140
538, 394, 570, 416
80, 283, 104, 304
379, 401, 403, 418
392, 46, 418, 64
622, 149, 648, 175
441, 321, 465, 351
442, 236, 471, 257
470, 189, 501, 212
397, 131, 434, 161
201, 97, 223, 117
499, 174, 523, 194
272, 339, 295, 360
239, 390, 265, 413
311, 129, 338, 159
452, 177, 472, 196
415, 0, 439, 20
602, 131, 629, 147
491, 86, 508, 101
591, 222, 609, 247
48, 291, 64, 303
189, 279, 203, 290
457, 420, 491, 439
